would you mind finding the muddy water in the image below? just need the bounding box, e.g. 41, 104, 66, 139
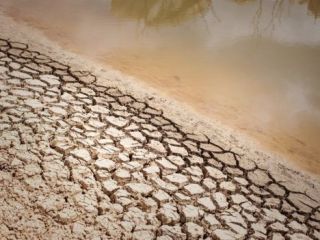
1, 0, 320, 174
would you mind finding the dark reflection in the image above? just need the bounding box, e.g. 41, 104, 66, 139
252, 0, 320, 36
302, 0, 320, 19
111, 0, 212, 26
249, 0, 320, 19
229, 0, 320, 19
233, 0, 256, 4
111, 0, 319, 28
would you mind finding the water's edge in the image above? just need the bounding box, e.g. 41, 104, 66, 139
1, 10, 319, 191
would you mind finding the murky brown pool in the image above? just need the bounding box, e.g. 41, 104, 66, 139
1, 0, 320, 174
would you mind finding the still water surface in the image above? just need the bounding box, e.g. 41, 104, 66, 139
1, 0, 320, 173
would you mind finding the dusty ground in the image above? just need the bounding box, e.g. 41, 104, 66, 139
0, 13, 320, 240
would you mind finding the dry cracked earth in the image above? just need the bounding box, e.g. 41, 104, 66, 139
0, 38, 319, 240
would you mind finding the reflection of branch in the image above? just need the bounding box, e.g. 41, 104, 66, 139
299, 0, 320, 19
264, 0, 284, 35
197, 2, 210, 34
111, 0, 212, 27
277, 0, 285, 24
209, 0, 221, 23
252, 0, 263, 38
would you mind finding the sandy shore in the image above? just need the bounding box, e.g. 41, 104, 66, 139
0, 11, 320, 239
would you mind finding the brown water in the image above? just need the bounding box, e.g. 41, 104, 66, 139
1, 0, 320, 174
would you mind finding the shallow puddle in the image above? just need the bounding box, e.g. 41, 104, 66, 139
1, 0, 320, 174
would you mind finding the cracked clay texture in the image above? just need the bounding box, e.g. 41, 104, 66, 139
0, 38, 320, 240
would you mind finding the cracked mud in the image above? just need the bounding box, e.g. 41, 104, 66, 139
0, 38, 319, 240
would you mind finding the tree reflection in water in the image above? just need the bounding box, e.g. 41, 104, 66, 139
301, 0, 320, 19
111, 0, 212, 26
111, 0, 319, 29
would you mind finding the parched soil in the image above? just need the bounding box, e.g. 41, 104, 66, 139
0, 38, 319, 239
